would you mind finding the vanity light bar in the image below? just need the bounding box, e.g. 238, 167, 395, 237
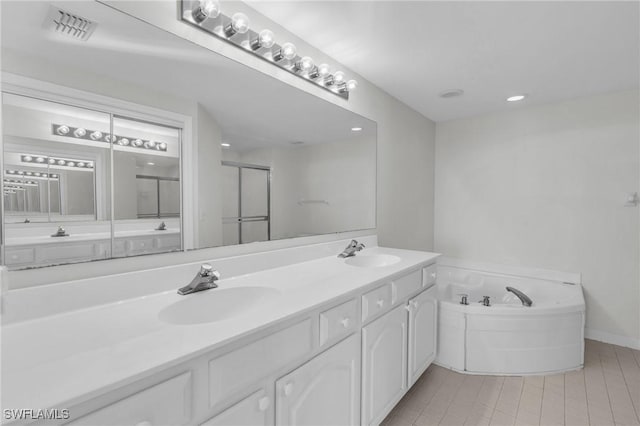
6, 170, 60, 180
52, 124, 168, 152
4, 178, 39, 186
180, 0, 357, 100
21, 154, 93, 170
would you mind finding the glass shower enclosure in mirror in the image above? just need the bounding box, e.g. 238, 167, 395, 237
1, 92, 183, 269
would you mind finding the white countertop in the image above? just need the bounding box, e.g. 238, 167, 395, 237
1, 246, 438, 413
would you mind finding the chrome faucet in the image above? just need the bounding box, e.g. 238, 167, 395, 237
51, 225, 69, 237
338, 240, 365, 258
177, 264, 220, 295
479, 296, 491, 306
506, 286, 533, 307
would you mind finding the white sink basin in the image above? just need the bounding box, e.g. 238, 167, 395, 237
159, 286, 281, 325
344, 254, 401, 268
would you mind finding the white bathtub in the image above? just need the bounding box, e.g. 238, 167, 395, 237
435, 260, 585, 375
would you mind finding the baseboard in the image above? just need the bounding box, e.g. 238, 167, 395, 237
585, 328, 640, 350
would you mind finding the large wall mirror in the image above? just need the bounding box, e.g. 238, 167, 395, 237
0, 0, 376, 271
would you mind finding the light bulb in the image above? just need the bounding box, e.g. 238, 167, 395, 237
22, 156, 33, 162
76, 162, 85, 168
56, 125, 69, 135
73, 128, 86, 138
67, 162, 75, 167
158, 142, 167, 151
7, 170, 14, 174
295, 56, 314, 73
104, 134, 117, 143
133, 139, 144, 147
334, 71, 346, 84
274, 42, 296, 61
317, 64, 330, 77
34, 172, 41, 177
26, 172, 33, 176
252, 29, 275, 50
86, 163, 93, 168
347, 79, 358, 91
118, 138, 130, 146
90, 131, 103, 140
35, 157, 45, 163
192, 0, 220, 23
51, 174, 58, 178
57, 160, 66, 166
145, 140, 157, 149
48, 158, 56, 165
231, 12, 250, 34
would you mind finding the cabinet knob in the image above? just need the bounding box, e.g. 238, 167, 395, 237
376, 299, 384, 308
135, 421, 152, 426
284, 382, 294, 396
258, 396, 270, 411
340, 317, 350, 328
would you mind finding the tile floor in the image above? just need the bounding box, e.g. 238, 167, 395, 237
382, 340, 640, 426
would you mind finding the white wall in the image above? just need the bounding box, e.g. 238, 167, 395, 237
434, 90, 640, 347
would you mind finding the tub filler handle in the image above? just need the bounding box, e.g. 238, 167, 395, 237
506, 286, 533, 307
457, 294, 469, 305
479, 296, 491, 306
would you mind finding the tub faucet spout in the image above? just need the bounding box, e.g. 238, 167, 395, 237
506, 286, 533, 307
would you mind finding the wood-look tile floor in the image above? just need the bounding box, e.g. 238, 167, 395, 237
382, 340, 640, 426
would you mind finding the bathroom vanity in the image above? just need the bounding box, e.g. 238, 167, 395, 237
1, 238, 439, 426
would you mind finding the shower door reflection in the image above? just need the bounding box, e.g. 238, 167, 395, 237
222, 161, 270, 245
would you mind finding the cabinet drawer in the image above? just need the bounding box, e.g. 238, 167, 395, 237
208, 319, 313, 408
319, 298, 357, 346
202, 389, 272, 426
392, 269, 422, 303
68, 372, 191, 425
423, 263, 437, 287
4, 247, 35, 265
362, 284, 392, 322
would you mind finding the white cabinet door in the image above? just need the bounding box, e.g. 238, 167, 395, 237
361, 304, 408, 426
275, 334, 360, 426
408, 286, 437, 386
202, 389, 273, 426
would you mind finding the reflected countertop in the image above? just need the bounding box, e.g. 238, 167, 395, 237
5, 229, 180, 246
1, 245, 439, 414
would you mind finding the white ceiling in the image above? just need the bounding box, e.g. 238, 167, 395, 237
247, 1, 640, 122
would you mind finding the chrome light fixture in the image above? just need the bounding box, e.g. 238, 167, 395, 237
179, 0, 357, 100
52, 124, 169, 152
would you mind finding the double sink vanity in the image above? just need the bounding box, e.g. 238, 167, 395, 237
1, 237, 439, 425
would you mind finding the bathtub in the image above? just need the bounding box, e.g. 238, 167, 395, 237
435, 260, 585, 375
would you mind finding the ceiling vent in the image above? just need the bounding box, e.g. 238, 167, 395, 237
43, 6, 97, 41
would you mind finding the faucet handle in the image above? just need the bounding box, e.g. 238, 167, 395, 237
199, 264, 220, 280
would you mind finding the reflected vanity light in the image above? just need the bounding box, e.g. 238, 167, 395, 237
20, 154, 93, 170
221, 143, 230, 148
5, 170, 59, 180
52, 124, 168, 152
351, 127, 362, 132
180, 0, 357, 100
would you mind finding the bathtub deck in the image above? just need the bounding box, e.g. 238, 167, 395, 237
383, 339, 640, 426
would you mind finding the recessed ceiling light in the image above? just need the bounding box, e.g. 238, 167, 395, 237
351, 127, 362, 132
147, 162, 155, 166
507, 94, 527, 102
439, 89, 464, 99
221, 143, 230, 147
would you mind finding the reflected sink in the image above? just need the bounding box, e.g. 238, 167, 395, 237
344, 254, 401, 268
159, 286, 281, 325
